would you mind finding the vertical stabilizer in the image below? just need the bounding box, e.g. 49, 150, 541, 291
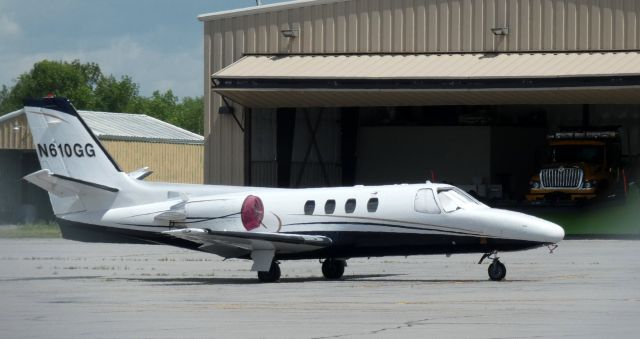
23, 97, 125, 214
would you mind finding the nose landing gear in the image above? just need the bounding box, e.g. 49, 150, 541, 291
488, 260, 507, 281
479, 251, 507, 281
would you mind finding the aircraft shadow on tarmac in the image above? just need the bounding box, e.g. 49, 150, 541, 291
116, 274, 537, 285
1, 274, 537, 285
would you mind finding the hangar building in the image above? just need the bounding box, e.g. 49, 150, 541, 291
0, 109, 203, 223
201, 0, 640, 200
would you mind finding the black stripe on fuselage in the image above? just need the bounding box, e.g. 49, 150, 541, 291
283, 221, 484, 237
287, 213, 481, 235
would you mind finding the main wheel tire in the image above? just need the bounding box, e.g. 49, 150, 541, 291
488, 261, 506, 281
257, 262, 281, 283
322, 259, 346, 280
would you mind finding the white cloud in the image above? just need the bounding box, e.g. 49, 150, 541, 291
0, 14, 21, 40
87, 36, 203, 98
0, 35, 203, 99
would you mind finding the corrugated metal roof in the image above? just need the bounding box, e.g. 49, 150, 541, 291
0, 109, 24, 124
1, 109, 203, 145
78, 111, 203, 144
214, 52, 640, 80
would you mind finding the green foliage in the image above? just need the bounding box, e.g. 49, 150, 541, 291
0, 60, 102, 112
0, 59, 203, 135
0, 221, 61, 238
127, 90, 204, 134
94, 75, 139, 112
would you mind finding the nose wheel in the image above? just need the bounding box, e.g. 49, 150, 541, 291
479, 251, 507, 281
488, 260, 506, 281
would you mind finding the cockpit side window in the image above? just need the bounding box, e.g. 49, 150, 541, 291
437, 190, 459, 213
414, 188, 441, 214
437, 187, 486, 213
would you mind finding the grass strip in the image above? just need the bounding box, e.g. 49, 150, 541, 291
0, 222, 61, 238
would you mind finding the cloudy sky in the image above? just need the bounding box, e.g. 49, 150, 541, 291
0, 0, 288, 98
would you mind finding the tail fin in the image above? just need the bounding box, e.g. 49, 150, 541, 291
23, 97, 125, 215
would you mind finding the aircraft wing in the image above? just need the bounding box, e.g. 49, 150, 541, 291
163, 228, 332, 270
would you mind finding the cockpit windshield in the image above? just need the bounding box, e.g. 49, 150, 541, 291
437, 187, 486, 213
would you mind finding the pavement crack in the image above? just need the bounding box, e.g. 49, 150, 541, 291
311, 317, 431, 339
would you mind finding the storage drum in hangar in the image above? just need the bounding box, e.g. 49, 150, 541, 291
200, 0, 640, 198
0, 110, 204, 223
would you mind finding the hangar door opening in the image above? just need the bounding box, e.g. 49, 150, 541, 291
247, 104, 639, 205
250, 107, 354, 188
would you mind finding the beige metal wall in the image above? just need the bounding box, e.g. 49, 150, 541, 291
203, 0, 640, 185
102, 140, 204, 184
0, 114, 33, 150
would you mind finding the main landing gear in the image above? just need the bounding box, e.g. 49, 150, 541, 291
257, 259, 348, 282
479, 251, 507, 281
257, 261, 281, 283
321, 258, 347, 280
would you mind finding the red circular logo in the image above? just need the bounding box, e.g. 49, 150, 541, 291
241, 195, 264, 231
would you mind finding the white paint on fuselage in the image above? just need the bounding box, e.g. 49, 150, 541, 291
62, 181, 564, 246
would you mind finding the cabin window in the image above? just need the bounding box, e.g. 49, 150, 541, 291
345, 199, 357, 213
324, 200, 336, 214
414, 189, 441, 214
367, 198, 379, 212
304, 200, 315, 215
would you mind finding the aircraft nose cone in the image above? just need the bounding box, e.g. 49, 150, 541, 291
547, 222, 565, 243
536, 219, 565, 244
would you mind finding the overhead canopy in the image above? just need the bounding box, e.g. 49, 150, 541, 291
212, 52, 640, 107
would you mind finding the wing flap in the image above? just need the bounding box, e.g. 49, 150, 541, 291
163, 228, 332, 257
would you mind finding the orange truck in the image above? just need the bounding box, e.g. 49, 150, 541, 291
527, 130, 624, 202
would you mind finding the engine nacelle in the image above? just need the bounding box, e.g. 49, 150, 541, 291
241, 195, 264, 231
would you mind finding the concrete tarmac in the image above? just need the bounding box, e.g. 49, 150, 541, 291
0, 238, 638, 338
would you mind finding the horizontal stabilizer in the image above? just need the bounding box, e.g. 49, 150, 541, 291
128, 167, 153, 180
24, 169, 119, 197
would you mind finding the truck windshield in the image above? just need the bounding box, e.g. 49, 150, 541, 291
550, 146, 604, 164
437, 187, 486, 213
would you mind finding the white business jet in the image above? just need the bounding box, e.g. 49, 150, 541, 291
22, 97, 564, 282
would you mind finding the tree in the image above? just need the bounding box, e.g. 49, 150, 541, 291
0, 85, 8, 112
175, 96, 204, 135
126, 90, 203, 135
94, 75, 139, 112
0, 60, 101, 112
1, 59, 203, 135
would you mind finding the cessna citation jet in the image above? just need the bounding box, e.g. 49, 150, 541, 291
22, 97, 564, 282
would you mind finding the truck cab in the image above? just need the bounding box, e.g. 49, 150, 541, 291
526, 130, 622, 202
